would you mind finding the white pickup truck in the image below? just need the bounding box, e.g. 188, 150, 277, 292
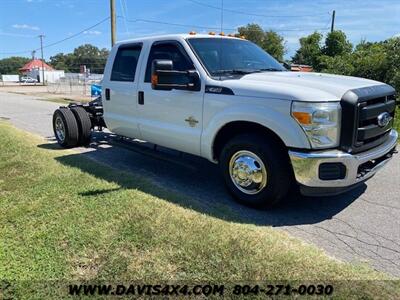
52, 33, 398, 208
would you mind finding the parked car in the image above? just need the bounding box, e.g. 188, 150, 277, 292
20, 76, 38, 83
52, 33, 398, 208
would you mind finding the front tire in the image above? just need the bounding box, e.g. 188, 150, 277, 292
219, 134, 292, 208
53, 108, 79, 148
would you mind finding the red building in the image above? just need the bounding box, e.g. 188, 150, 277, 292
19, 59, 64, 83
19, 59, 54, 74
290, 64, 313, 72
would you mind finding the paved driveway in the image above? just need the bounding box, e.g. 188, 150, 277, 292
1, 91, 399, 277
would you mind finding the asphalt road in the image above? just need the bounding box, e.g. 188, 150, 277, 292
1, 91, 399, 277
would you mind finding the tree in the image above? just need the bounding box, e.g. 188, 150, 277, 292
49, 44, 110, 74
72, 44, 109, 74
322, 30, 352, 57
351, 41, 388, 82
49, 53, 74, 72
237, 24, 264, 47
384, 37, 400, 93
238, 23, 286, 61
0, 56, 30, 75
318, 54, 354, 75
263, 30, 285, 61
292, 32, 322, 68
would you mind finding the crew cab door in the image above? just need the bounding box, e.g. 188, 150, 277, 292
137, 40, 203, 155
102, 43, 143, 139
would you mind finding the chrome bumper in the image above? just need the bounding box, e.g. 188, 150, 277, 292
289, 130, 398, 190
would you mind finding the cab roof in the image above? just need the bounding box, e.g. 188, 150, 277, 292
116, 33, 241, 46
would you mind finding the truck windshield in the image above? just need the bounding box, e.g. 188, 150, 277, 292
187, 38, 286, 77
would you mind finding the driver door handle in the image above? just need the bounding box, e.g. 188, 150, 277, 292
138, 91, 144, 105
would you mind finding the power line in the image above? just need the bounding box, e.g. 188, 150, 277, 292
126, 18, 330, 33
186, 0, 330, 18
0, 17, 110, 55
43, 17, 110, 50
0, 15, 331, 57
119, 0, 129, 34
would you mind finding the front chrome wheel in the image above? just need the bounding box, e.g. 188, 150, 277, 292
229, 150, 267, 195
55, 116, 65, 142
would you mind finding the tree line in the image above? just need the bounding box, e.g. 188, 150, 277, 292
237, 24, 399, 93
0, 44, 109, 76
0, 24, 399, 93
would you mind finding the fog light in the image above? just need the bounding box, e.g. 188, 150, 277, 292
319, 163, 346, 180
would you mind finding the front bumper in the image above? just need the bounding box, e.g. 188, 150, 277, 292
289, 129, 398, 196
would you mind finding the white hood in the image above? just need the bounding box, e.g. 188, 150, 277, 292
220, 71, 391, 102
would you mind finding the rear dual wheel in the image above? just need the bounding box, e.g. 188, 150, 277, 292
70, 106, 92, 146
52, 106, 91, 148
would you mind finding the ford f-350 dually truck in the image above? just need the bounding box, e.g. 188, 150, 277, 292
52, 33, 398, 208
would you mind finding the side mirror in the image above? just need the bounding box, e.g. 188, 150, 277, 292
151, 59, 200, 91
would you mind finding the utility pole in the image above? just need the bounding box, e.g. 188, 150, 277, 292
110, 0, 116, 46
38, 34, 45, 86
331, 10, 336, 32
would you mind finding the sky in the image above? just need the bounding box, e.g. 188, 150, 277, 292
0, 0, 399, 60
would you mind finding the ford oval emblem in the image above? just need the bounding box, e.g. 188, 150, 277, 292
377, 112, 391, 127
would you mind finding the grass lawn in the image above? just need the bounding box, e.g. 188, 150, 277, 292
394, 107, 400, 134
0, 121, 399, 298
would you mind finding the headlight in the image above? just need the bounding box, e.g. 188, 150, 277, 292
291, 101, 341, 149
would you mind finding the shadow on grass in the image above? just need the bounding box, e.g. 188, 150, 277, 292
38, 132, 366, 227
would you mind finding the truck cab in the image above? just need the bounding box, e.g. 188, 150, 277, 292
53, 33, 398, 208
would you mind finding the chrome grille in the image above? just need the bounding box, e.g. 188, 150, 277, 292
340, 86, 396, 154
355, 94, 395, 149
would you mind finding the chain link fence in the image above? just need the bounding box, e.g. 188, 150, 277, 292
46, 73, 103, 96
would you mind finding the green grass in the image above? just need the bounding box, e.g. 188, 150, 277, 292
394, 106, 400, 134
0, 122, 399, 298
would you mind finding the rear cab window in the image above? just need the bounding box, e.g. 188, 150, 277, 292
111, 44, 142, 82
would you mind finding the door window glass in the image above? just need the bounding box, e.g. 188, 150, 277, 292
145, 42, 193, 82
111, 45, 142, 82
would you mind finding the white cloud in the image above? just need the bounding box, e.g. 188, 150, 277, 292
83, 30, 102, 35
0, 31, 35, 38
394, 33, 400, 38
12, 24, 40, 31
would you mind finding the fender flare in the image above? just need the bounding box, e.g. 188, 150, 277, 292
200, 104, 310, 162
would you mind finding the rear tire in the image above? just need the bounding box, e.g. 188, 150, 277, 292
219, 133, 292, 209
70, 106, 92, 146
53, 108, 79, 148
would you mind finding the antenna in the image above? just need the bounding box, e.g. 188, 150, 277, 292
218, 0, 224, 79
220, 0, 224, 34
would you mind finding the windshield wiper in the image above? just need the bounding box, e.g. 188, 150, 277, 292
255, 68, 284, 72
213, 68, 284, 77
213, 69, 256, 75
